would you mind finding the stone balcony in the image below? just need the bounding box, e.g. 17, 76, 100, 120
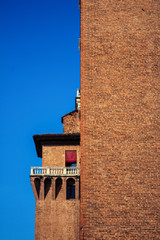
30, 167, 80, 177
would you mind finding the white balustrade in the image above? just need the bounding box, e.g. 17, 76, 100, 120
30, 167, 80, 176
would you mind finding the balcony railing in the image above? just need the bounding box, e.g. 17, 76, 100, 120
30, 167, 80, 176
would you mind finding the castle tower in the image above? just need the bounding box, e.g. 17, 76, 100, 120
80, 0, 160, 239
30, 91, 81, 240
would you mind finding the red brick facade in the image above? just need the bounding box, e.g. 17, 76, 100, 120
42, 145, 80, 167
31, 176, 80, 240
31, 126, 80, 239
80, 0, 160, 239
62, 110, 80, 134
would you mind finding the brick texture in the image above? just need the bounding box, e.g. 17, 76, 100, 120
35, 200, 80, 240
33, 177, 80, 240
62, 111, 80, 134
42, 145, 80, 167
80, 0, 160, 239
32, 138, 80, 239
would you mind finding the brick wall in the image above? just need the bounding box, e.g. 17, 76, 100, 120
80, 0, 160, 239
35, 200, 80, 240
42, 145, 80, 167
31, 141, 80, 240
62, 111, 80, 134
33, 176, 80, 240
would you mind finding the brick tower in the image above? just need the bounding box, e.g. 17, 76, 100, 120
30, 91, 81, 240
80, 0, 160, 239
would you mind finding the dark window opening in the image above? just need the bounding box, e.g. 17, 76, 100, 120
67, 178, 75, 199
66, 162, 77, 167
56, 177, 62, 199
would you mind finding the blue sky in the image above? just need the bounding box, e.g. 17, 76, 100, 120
0, 0, 80, 239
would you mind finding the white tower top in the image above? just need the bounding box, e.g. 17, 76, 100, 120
75, 89, 81, 110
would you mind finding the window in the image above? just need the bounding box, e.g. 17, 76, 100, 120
65, 150, 77, 167
66, 178, 75, 199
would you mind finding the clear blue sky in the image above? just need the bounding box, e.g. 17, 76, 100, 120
0, 0, 80, 239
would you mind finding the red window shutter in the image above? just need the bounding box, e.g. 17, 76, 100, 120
65, 150, 77, 163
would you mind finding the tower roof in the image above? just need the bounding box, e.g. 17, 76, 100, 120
61, 110, 78, 123
33, 133, 80, 158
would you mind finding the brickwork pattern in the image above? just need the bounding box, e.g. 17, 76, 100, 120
31, 176, 80, 240
42, 145, 80, 167
35, 200, 80, 240
80, 0, 160, 239
63, 111, 80, 134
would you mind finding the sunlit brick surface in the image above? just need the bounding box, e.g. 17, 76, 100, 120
31, 135, 80, 240
42, 145, 80, 167
35, 191, 80, 240
63, 111, 80, 134
80, 0, 160, 239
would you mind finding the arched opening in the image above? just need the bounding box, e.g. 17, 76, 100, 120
44, 178, 51, 199
34, 178, 40, 198
55, 177, 62, 199
67, 178, 75, 200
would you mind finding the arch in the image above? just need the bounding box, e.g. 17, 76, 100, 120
55, 177, 62, 199
44, 178, 51, 199
66, 178, 75, 200
34, 178, 40, 198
